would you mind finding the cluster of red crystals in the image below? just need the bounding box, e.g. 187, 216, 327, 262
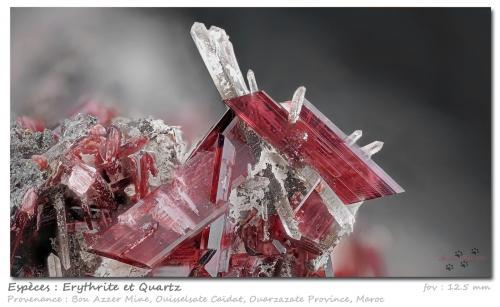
184, 112, 312, 276
224, 91, 404, 204
88, 134, 235, 268
51, 124, 164, 240
217, 205, 332, 277
164, 89, 403, 277
55, 124, 152, 208
11, 107, 241, 276
11, 109, 200, 275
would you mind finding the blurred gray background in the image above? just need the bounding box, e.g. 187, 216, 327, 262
11, 8, 491, 277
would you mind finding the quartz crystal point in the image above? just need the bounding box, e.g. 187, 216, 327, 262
204, 215, 227, 276
345, 130, 362, 146
190, 22, 249, 100
93, 257, 151, 277
88, 134, 235, 268
247, 70, 258, 93
47, 253, 63, 277
362, 141, 384, 158
288, 86, 306, 124
54, 195, 71, 270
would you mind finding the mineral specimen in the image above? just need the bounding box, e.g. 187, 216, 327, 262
187, 22, 403, 277
10, 22, 403, 277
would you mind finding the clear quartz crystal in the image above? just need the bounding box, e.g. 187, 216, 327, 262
251, 147, 302, 239
47, 253, 63, 277
294, 165, 321, 213
204, 214, 226, 277
275, 197, 301, 240
93, 257, 150, 277
247, 69, 258, 93
272, 240, 287, 254
316, 181, 360, 238
325, 254, 334, 277
288, 86, 306, 124
361, 141, 384, 158
229, 175, 269, 221
54, 195, 71, 270
191, 22, 249, 100
345, 130, 362, 146
309, 249, 333, 272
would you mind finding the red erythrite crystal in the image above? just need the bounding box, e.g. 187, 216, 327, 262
11, 187, 38, 261
139, 152, 158, 197
294, 189, 339, 250
159, 237, 204, 266
88, 134, 235, 268
149, 234, 216, 277
176, 91, 396, 275
240, 214, 284, 256
63, 159, 115, 229
191, 109, 255, 185
117, 136, 148, 159
67, 162, 98, 196
128, 152, 158, 200
224, 91, 404, 204
66, 160, 115, 210
42, 120, 157, 238
103, 126, 121, 163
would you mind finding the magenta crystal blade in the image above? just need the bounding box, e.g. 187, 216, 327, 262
224, 91, 404, 204
188, 109, 235, 160
187, 108, 254, 184
89, 134, 235, 268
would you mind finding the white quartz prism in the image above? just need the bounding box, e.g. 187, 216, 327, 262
191, 22, 249, 100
